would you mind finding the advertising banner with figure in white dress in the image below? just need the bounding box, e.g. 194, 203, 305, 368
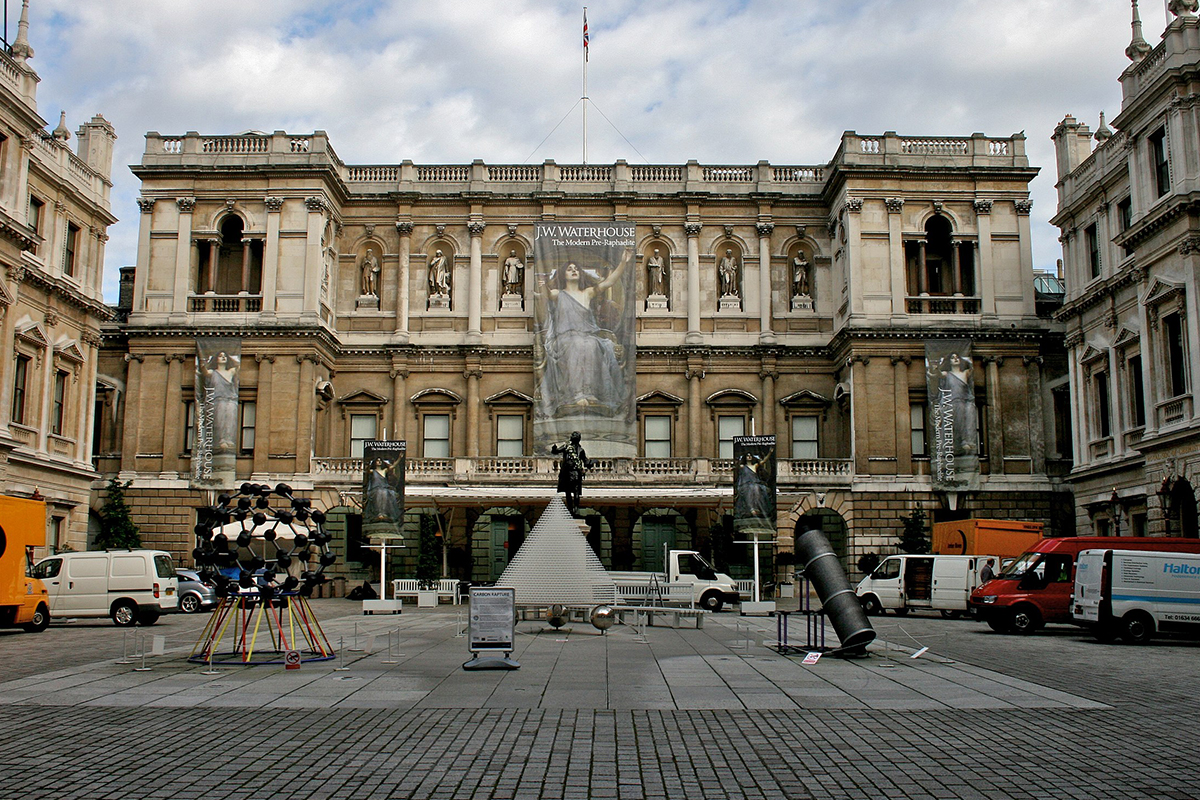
925, 339, 980, 492
533, 223, 636, 457
362, 440, 405, 529
192, 337, 241, 489
733, 435, 777, 536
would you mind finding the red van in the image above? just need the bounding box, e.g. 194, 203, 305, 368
969, 537, 1200, 634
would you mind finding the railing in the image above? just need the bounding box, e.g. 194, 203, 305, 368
475, 457, 536, 475
560, 165, 612, 181
416, 165, 469, 181
901, 138, 968, 156
347, 165, 399, 182
631, 458, 693, 475
201, 136, 270, 154
189, 294, 263, 313
906, 296, 981, 314
487, 165, 540, 181
1088, 438, 1113, 461
1157, 395, 1192, 427
773, 166, 823, 182
632, 165, 684, 181
702, 166, 753, 182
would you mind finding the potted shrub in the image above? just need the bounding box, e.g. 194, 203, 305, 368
416, 514, 442, 608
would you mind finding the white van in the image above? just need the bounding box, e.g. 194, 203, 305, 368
1073, 548, 1200, 644
31, 550, 179, 626
856, 554, 996, 618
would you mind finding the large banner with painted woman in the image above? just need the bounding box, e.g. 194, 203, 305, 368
533, 223, 636, 457
925, 339, 980, 492
362, 440, 406, 530
733, 435, 777, 537
192, 337, 241, 489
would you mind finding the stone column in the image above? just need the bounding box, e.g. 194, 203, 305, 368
1108, 345, 1124, 457
395, 221, 413, 338
685, 223, 702, 343
468, 220, 485, 342
253, 355, 274, 477
1137, 300, 1158, 436
391, 365, 408, 445
687, 365, 704, 458
893, 356, 912, 474
205, 239, 219, 293
850, 356, 869, 474
161, 354, 185, 475
756, 222, 775, 343
79, 332, 101, 466
976, 200, 995, 316
120, 353, 144, 474
886, 198, 906, 315
1025, 355, 1046, 475
132, 198, 154, 313
949, 239, 961, 295
845, 199, 864, 315
261, 197, 282, 317
1181, 240, 1200, 422
465, 364, 482, 457
759, 365, 776, 437
917, 241, 928, 295
303, 197, 325, 316
37, 314, 54, 452
984, 356, 1004, 470
171, 198, 195, 317
295, 355, 316, 472
240, 237, 253, 293
1016, 199, 1036, 315
0, 267, 22, 432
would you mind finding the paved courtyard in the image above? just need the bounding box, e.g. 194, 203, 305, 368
1, 599, 1197, 799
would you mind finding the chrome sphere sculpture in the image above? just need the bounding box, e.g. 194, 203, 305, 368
590, 605, 616, 631
547, 603, 567, 629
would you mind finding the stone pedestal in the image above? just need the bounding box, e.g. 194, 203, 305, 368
500, 293, 524, 311
356, 294, 379, 310
429, 294, 450, 310
646, 294, 668, 311
791, 294, 814, 312
719, 295, 741, 313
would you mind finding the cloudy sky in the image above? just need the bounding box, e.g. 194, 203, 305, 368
23, 0, 1163, 302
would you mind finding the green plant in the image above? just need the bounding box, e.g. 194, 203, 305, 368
898, 508, 929, 554
95, 478, 141, 550
416, 514, 442, 590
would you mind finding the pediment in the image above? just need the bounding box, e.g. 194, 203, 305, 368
14, 319, 48, 348
337, 389, 389, 405
54, 340, 85, 364
0, 275, 14, 307
636, 390, 684, 406
410, 388, 462, 405
778, 389, 831, 407
705, 388, 758, 405
1079, 344, 1108, 364
1113, 326, 1140, 349
484, 389, 534, 405
1144, 277, 1184, 307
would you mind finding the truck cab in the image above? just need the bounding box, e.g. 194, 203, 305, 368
0, 495, 51, 633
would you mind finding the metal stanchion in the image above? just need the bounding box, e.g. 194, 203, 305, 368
133, 631, 151, 672
633, 611, 648, 644
334, 636, 349, 671
117, 629, 133, 665
349, 622, 364, 652
454, 611, 467, 638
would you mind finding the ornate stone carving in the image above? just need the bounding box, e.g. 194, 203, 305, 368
176, 197, 196, 213
136, 197, 155, 214
684, 222, 702, 237
1023, 355, 1044, 366
364, 224, 375, 237
723, 225, 734, 237
264, 196, 284, 212
795, 225, 806, 239
685, 366, 705, 381
1169, 0, 1198, 17
1180, 235, 1200, 256
507, 223, 518, 236
974, 199, 994, 214
885, 198, 905, 213
44, 311, 58, 327
7, 264, 26, 283
428, 249, 451, 301
1014, 199, 1034, 215
435, 224, 446, 236
717, 249, 740, 298
502, 249, 524, 297
468, 220, 486, 237
652, 224, 662, 236
890, 355, 912, 366
756, 222, 774, 237
304, 196, 326, 212
463, 367, 484, 380
360, 248, 381, 297
932, 200, 944, 214
396, 220, 413, 236
845, 198, 863, 213
1064, 330, 1083, 348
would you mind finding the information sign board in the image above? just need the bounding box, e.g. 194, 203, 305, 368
468, 587, 515, 652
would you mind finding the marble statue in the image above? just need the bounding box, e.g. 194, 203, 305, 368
718, 249, 739, 298
503, 249, 524, 296
647, 248, 666, 296
428, 249, 450, 298
360, 248, 380, 297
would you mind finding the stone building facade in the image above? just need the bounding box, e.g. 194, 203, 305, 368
1052, 4, 1200, 539
97, 125, 1070, 585
0, 3, 117, 550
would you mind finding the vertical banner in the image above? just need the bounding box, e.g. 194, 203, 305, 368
925, 339, 980, 492
532, 222, 636, 457
192, 337, 241, 488
733, 435, 777, 535
362, 440, 406, 528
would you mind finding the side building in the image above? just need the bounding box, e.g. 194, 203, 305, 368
96, 128, 1070, 587
1052, 4, 1200, 538
0, 3, 117, 549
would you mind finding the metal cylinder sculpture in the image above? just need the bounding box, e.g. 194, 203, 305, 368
795, 527, 876, 653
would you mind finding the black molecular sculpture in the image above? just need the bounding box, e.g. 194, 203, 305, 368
188, 483, 337, 665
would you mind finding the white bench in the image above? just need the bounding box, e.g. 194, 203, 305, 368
614, 581, 695, 607
391, 578, 463, 605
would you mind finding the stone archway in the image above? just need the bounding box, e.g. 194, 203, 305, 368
1169, 478, 1198, 538
795, 509, 849, 562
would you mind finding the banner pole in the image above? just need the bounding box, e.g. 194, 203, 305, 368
582, 7, 588, 165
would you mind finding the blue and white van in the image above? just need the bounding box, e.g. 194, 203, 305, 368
1073, 549, 1200, 644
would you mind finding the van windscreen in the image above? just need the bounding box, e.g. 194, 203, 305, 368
1000, 552, 1039, 577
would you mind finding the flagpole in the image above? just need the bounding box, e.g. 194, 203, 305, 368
582, 7, 588, 165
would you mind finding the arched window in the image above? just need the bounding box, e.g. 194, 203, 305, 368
197, 216, 263, 296
905, 215, 976, 312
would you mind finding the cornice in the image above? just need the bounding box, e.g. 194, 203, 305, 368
18, 264, 114, 320
1054, 268, 1139, 321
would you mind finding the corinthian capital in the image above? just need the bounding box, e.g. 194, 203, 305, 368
176, 197, 196, 213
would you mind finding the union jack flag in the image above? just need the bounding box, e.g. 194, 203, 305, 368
583, 11, 589, 61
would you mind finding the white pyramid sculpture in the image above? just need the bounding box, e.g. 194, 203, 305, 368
495, 497, 618, 606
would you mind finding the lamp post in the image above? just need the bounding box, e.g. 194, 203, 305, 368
1109, 488, 1122, 537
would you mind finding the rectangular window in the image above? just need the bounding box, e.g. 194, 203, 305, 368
12, 354, 29, 425
51, 370, 67, 435
239, 401, 256, 453
1095, 371, 1111, 438
910, 403, 927, 456
1150, 127, 1170, 197
1085, 223, 1100, 279
496, 414, 524, 457
184, 401, 195, 453
791, 416, 818, 459
64, 222, 80, 277
1164, 314, 1188, 398
423, 413, 450, 457
1117, 197, 1132, 232
28, 196, 43, 244
349, 414, 377, 459
1129, 355, 1146, 427
976, 399, 989, 456
717, 415, 745, 460
644, 415, 671, 458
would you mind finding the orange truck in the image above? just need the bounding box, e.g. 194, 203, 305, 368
0, 495, 51, 632
932, 519, 1044, 559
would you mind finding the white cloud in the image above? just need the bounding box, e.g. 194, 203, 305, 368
26, 0, 1150, 301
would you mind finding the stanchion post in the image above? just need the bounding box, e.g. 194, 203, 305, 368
335, 635, 349, 671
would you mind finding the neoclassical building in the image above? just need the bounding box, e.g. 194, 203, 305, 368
0, 3, 117, 550
96, 123, 1070, 586
1052, 3, 1200, 538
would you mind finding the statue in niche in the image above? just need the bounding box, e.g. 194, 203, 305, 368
646, 248, 667, 296
360, 248, 380, 297
718, 248, 740, 298
428, 249, 450, 298
502, 249, 524, 296
791, 252, 810, 298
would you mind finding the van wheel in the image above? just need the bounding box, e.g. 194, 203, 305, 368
137, 610, 160, 626
1121, 611, 1154, 645
860, 595, 882, 616
22, 603, 50, 633
699, 592, 723, 613
940, 610, 963, 620
111, 600, 138, 627
1009, 605, 1042, 635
